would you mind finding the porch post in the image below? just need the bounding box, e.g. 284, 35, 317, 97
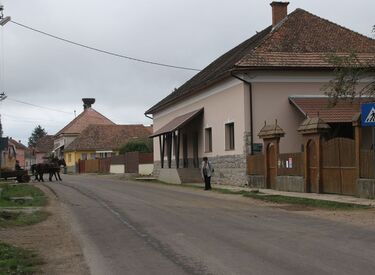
175, 130, 180, 169
167, 133, 172, 168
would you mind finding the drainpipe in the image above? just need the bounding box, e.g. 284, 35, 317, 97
231, 72, 254, 155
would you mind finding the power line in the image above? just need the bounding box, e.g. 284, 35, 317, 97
7, 97, 73, 114
10, 20, 202, 72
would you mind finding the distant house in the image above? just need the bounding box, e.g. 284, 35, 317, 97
64, 124, 152, 173
9, 138, 27, 168
53, 98, 115, 158
145, 2, 375, 185
34, 135, 54, 163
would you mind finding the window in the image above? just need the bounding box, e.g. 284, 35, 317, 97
205, 128, 212, 152
225, 123, 235, 150
68, 154, 72, 163
91, 153, 96, 160
81, 153, 88, 160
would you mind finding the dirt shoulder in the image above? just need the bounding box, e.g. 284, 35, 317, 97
0, 183, 89, 275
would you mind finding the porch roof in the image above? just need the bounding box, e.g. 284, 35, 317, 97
289, 96, 367, 123
150, 108, 204, 138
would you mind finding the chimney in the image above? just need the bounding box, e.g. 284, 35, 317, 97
82, 98, 95, 110
270, 1, 289, 27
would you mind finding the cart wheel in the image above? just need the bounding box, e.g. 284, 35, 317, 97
19, 174, 30, 183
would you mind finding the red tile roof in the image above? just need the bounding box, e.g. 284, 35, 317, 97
146, 8, 375, 115
64, 124, 153, 152
34, 135, 54, 153
9, 138, 28, 150
56, 108, 115, 136
289, 96, 372, 123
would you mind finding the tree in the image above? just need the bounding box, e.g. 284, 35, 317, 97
322, 27, 375, 104
28, 125, 47, 147
119, 138, 153, 154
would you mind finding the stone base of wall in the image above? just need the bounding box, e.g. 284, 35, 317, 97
276, 176, 304, 193
357, 179, 375, 199
247, 175, 265, 188
153, 154, 248, 186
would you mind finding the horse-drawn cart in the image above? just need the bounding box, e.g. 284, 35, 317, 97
0, 169, 31, 183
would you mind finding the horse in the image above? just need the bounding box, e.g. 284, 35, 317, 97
31, 158, 66, 182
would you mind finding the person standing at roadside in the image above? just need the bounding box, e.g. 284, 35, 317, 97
201, 157, 214, 190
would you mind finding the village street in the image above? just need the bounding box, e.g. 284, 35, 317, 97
47, 174, 375, 275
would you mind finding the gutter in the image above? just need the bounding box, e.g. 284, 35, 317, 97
230, 72, 255, 155
144, 113, 153, 120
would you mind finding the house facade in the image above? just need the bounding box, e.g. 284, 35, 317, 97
64, 124, 152, 172
53, 98, 115, 159
145, 2, 375, 186
34, 135, 54, 164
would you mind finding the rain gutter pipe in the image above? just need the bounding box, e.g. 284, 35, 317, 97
231, 72, 254, 155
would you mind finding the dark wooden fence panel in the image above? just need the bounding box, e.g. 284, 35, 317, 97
99, 158, 111, 173
84, 159, 99, 173
125, 152, 139, 173
139, 153, 153, 164
247, 154, 264, 175
277, 152, 304, 176
111, 155, 126, 165
361, 150, 375, 179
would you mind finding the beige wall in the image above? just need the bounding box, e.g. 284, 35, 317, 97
251, 82, 326, 153
152, 79, 247, 161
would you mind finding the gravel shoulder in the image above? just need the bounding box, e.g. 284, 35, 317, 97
0, 183, 89, 275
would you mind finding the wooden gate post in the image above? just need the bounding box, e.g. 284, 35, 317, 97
352, 113, 361, 180
298, 118, 330, 193
258, 121, 285, 189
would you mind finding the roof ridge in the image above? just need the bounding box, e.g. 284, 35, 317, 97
295, 8, 375, 42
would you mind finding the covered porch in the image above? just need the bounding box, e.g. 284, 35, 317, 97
150, 108, 204, 183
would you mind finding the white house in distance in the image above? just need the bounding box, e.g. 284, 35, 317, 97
145, 2, 375, 186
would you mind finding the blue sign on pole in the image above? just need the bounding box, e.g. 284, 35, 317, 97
361, 103, 375, 127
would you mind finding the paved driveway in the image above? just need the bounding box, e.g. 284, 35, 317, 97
49, 174, 375, 275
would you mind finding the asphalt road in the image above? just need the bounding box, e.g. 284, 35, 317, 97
48, 174, 375, 275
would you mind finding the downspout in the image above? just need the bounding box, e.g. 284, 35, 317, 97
231, 72, 254, 155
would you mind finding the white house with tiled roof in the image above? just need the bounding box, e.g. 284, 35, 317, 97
53, 98, 115, 160
145, 2, 375, 186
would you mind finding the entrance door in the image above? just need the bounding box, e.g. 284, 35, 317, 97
306, 140, 318, 193
267, 143, 277, 189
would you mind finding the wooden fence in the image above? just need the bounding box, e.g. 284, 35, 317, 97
247, 154, 264, 175
78, 152, 153, 174
360, 150, 375, 179
277, 152, 304, 176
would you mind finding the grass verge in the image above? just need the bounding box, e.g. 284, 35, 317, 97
0, 211, 49, 227
138, 180, 371, 210
0, 184, 47, 207
0, 242, 43, 274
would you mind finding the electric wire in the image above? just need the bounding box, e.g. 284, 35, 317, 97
7, 97, 73, 114
10, 20, 202, 72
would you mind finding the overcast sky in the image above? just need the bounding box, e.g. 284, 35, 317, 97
0, 0, 374, 145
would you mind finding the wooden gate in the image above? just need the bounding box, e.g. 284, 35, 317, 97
306, 140, 318, 193
322, 138, 356, 195
267, 143, 277, 189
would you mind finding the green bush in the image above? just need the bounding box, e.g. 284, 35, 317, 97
119, 138, 153, 154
